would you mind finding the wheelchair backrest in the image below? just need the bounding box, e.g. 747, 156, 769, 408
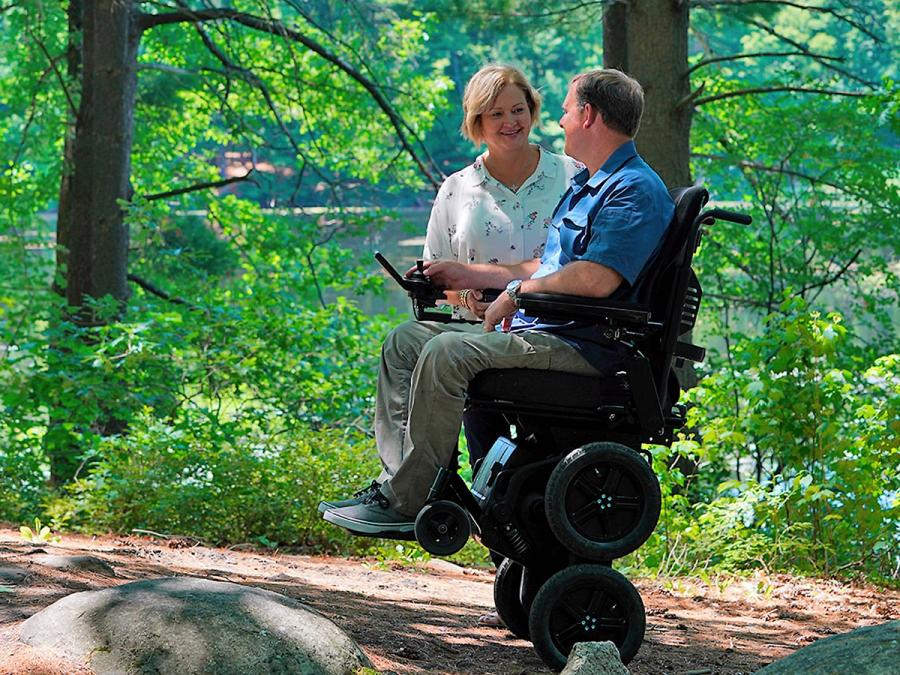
622, 185, 710, 394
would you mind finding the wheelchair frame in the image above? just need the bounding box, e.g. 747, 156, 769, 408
401, 185, 751, 669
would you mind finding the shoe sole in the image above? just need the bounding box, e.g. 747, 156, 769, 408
323, 509, 416, 539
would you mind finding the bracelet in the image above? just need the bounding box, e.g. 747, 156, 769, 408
458, 289, 471, 308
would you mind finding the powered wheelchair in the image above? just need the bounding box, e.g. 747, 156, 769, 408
376, 185, 750, 670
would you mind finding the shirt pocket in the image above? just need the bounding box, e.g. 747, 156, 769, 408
559, 209, 591, 257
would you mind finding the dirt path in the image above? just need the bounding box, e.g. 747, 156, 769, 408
0, 527, 896, 674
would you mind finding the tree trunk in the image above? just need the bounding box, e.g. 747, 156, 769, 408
48, 0, 139, 484
54, 0, 82, 296
603, 0, 692, 189
65, 0, 138, 318
602, 1, 628, 73
605, 0, 699, 488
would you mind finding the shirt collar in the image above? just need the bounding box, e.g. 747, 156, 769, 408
573, 139, 638, 189
468, 145, 555, 189
469, 155, 489, 187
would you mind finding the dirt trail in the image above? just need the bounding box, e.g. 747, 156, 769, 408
0, 527, 896, 674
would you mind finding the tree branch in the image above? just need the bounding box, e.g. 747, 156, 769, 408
137, 5, 440, 188
127, 273, 193, 307
497, 0, 607, 19
142, 170, 255, 202
676, 81, 707, 109
706, 292, 771, 309
26, 29, 78, 116
687, 50, 843, 75
693, 85, 867, 106
189, 18, 334, 193
739, 16, 879, 87
797, 249, 863, 296
691, 153, 847, 192
693, 0, 882, 43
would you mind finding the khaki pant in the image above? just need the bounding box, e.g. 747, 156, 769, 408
375, 320, 600, 515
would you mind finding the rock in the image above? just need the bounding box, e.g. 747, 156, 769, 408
20, 576, 373, 675
0, 565, 29, 583
34, 555, 117, 577
560, 641, 630, 675
424, 559, 464, 575
267, 572, 298, 582
757, 620, 900, 675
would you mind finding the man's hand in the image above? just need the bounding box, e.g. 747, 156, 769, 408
482, 293, 518, 333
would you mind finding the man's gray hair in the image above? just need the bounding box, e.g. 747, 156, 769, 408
571, 69, 644, 138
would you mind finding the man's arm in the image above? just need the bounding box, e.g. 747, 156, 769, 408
519, 260, 622, 298
482, 260, 622, 332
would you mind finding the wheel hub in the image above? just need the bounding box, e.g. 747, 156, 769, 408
594, 493, 613, 510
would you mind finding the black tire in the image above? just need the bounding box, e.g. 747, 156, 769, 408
544, 442, 661, 561
528, 564, 645, 670
493, 558, 530, 640
414, 500, 471, 556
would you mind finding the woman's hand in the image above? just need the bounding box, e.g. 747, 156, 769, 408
446, 289, 491, 319
482, 293, 518, 333
419, 261, 476, 289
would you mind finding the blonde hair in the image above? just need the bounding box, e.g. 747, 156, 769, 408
460, 64, 542, 145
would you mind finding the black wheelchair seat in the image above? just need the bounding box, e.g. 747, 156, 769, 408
468, 368, 628, 409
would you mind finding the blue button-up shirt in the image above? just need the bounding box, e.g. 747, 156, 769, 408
511, 140, 674, 372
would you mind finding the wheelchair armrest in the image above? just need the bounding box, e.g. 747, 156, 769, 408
517, 292, 652, 327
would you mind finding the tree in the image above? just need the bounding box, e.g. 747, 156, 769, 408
54, 0, 444, 323
603, 0, 692, 188
7, 0, 451, 483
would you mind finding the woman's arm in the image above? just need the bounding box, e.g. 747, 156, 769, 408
422, 258, 541, 290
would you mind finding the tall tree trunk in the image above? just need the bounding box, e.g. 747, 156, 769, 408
604, 0, 699, 487
48, 0, 140, 484
65, 0, 138, 317
54, 0, 82, 295
602, 1, 628, 73
603, 0, 692, 189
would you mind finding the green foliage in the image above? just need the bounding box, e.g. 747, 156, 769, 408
20, 517, 61, 544
55, 411, 383, 552
0, 0, 897, 584
632, 302, 899, 582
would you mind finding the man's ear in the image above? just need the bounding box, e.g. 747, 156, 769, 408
582, 103, 599, 128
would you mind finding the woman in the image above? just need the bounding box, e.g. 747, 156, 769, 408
423, 64, 582, 320
420, 64, 581, 628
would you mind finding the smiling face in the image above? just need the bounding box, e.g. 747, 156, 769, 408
480, 84, 533, 154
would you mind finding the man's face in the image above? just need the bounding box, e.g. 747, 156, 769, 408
559, 84, 586, 160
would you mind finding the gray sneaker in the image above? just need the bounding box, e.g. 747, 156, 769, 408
323, 490, 415, 538
317, 480, 381, 514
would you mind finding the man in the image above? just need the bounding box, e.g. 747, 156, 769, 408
321, 69, 674, 536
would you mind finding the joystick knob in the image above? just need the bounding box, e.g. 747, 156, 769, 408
417, 259, 425, 273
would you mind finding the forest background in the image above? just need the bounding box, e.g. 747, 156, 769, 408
0, 0, 897, 585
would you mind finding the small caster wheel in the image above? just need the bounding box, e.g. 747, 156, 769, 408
414, 500, 471, 556
545, 441, 661, 560
493, 558, 530, 639
529, 564, 645, 670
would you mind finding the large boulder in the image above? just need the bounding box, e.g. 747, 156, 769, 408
757, 620, 900, 675
19, 576, 372, 675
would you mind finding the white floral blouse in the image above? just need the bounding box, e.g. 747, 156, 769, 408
423, 147, 583, 268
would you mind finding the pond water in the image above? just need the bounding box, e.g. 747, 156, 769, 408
335, 206, 438, 319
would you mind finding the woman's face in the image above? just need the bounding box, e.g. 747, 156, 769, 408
480, 84, 532, 153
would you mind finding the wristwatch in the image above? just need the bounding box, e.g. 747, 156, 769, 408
505, 279, 524, 306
